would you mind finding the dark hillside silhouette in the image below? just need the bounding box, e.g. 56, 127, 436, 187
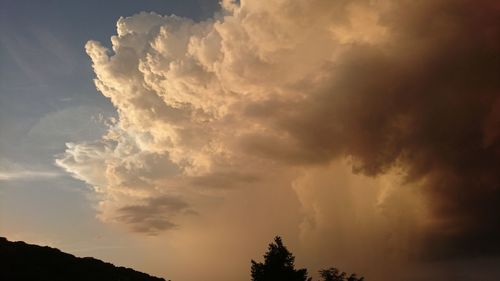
0, 237, 165, 281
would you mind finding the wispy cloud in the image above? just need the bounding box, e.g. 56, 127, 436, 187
0, 170, 61, 181
0, 160, 61, 181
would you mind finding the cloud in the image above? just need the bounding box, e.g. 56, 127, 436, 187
56, 0, 500, 278
0, 170, 61, 181
117, 196, 192, 234
0, 160, 61, 181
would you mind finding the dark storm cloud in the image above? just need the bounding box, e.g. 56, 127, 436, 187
239, 0, 500, 258
117, 196, 191, 234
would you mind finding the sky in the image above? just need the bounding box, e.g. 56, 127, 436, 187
1, 1, 500, 281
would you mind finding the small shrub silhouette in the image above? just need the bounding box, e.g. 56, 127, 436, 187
319, 267, 364, 281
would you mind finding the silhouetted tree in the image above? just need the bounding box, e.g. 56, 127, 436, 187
319, 267, 364, 281
347, 274, 364, 281
251, 236, 311, 281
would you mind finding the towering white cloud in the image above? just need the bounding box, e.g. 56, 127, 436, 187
57, 0, 500, 280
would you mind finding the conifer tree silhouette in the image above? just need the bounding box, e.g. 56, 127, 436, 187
251, 236, 311, 281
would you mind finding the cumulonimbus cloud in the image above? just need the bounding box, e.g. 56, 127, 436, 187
56, 0, 500, 262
